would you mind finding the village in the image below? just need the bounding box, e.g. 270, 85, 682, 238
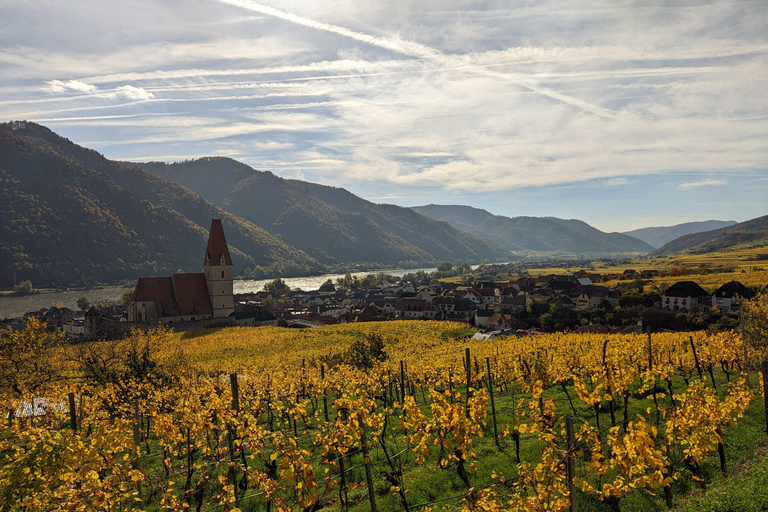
7, 217, 755, 340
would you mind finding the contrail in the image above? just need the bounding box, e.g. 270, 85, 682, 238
216, 0, 442, 61
215, 0, 614, 118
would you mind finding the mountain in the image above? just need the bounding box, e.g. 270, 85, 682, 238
134, 159, 511, 266
650, 215, 768, 256
623, 220, 737, 249
0, 122, 321, 287
410, 204, 655, 256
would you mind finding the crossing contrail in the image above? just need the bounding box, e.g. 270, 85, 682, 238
214, 0, 615, 118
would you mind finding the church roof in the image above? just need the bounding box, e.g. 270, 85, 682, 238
133, 274, 213, 318
172, 273, 213, 315
133, 277, 181, 317
204, 218, 232, 266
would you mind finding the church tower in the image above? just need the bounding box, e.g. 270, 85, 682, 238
203, 219, 234, 318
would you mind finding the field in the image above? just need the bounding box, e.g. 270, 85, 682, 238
506, 246, 768, 292
2, 321, 767, 512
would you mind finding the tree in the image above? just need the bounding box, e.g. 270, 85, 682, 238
264, 278, 290, 297
119, 288, 134, 304
0, 317, 67, 398
11, 280, 34, 296
76, 296, 91, 311
437, 261, 453, 273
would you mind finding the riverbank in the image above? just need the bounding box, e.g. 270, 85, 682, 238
0, 265, 441, 320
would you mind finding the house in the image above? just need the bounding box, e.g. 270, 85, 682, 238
712, 281, 753, 313
662, 281, 709, 311
233, 306, 278, 327
500, 293, 530, 313
126, 219, 235, 326
394, 298, 428, 318
487, 313, 517, 330
318, 283, 336, 296
474, 308, 494, 329
574, 323, 609, 334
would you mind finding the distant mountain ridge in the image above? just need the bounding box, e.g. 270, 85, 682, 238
134, 159, 511, 266
650, 216, 768, 256
623, 220, 737, 248
410, 204, 655, 256
0, 122, 323, 287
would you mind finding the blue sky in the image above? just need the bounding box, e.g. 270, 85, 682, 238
1, 0, 766, 232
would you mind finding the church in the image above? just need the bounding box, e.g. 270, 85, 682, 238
126, 219, 235, 324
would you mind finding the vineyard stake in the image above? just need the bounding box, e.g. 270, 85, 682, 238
762, 360, 768, 436
689, 336, 703, 381
486, 358, 499, 448
361, 426, 378, 512
133, 400, 142, 500
228, 374, 240, 504
740, 312, 750, 385
321, 364, 329, 422
339, 451, 348, 510
67, 392, 77, 432
566, 417, 576, 512
465, 347, 472, 418
400, 360, 406, 403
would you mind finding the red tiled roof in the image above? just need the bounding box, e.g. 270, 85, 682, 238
172, 273, 213, 316
204, 219, 232, 266
574, 324, 609, 334
133, 277, 180, 317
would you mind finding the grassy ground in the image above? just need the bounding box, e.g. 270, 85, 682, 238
675, 439, 768, 512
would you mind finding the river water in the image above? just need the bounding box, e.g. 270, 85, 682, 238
0, 266, 438, 320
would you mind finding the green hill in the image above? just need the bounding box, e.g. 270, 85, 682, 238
410, 204, 655, 257
651, 215, 768, 256
135, 159, 511, 266
0, 123, 321, 287
622, 220, 737, 249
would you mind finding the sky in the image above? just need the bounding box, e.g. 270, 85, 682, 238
1, 0, 766, 233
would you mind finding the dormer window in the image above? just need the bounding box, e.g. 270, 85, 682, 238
220, 254, 225, 265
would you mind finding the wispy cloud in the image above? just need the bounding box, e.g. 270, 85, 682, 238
678, 179, 727, 190
1, 0, 766, 228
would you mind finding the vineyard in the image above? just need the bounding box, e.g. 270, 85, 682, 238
1, 320, 767, 512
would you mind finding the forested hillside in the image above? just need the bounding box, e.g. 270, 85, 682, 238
136, 159, 511, 265
651, 215, 768, 256
411, 204, 654, 256
623, 220, 737, 248
0, 123, 322, 287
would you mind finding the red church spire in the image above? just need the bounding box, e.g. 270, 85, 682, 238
204, 219, 232, 266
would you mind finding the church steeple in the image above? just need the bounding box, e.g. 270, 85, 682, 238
204, 218, 232, 267
203, 219, 234, 318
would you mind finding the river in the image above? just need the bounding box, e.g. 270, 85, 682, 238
0, 266, 439, 319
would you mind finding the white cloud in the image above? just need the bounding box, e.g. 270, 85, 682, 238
45, 79, 97, 93
678, 179, 727, 190
114, 85, 154, 100
2, 0, 766, 226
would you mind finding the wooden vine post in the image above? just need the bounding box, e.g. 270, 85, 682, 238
133, 400, 143, 500
400, 360, 406, 403
465, 347, 472, 418
763, 359, 768, 436
565, 416, 576, 512
361, 425, 378, 512
321, 364, 329, 422
228, 373, 240, 504
67, 392, 77, 432
486, 358, 499, 448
